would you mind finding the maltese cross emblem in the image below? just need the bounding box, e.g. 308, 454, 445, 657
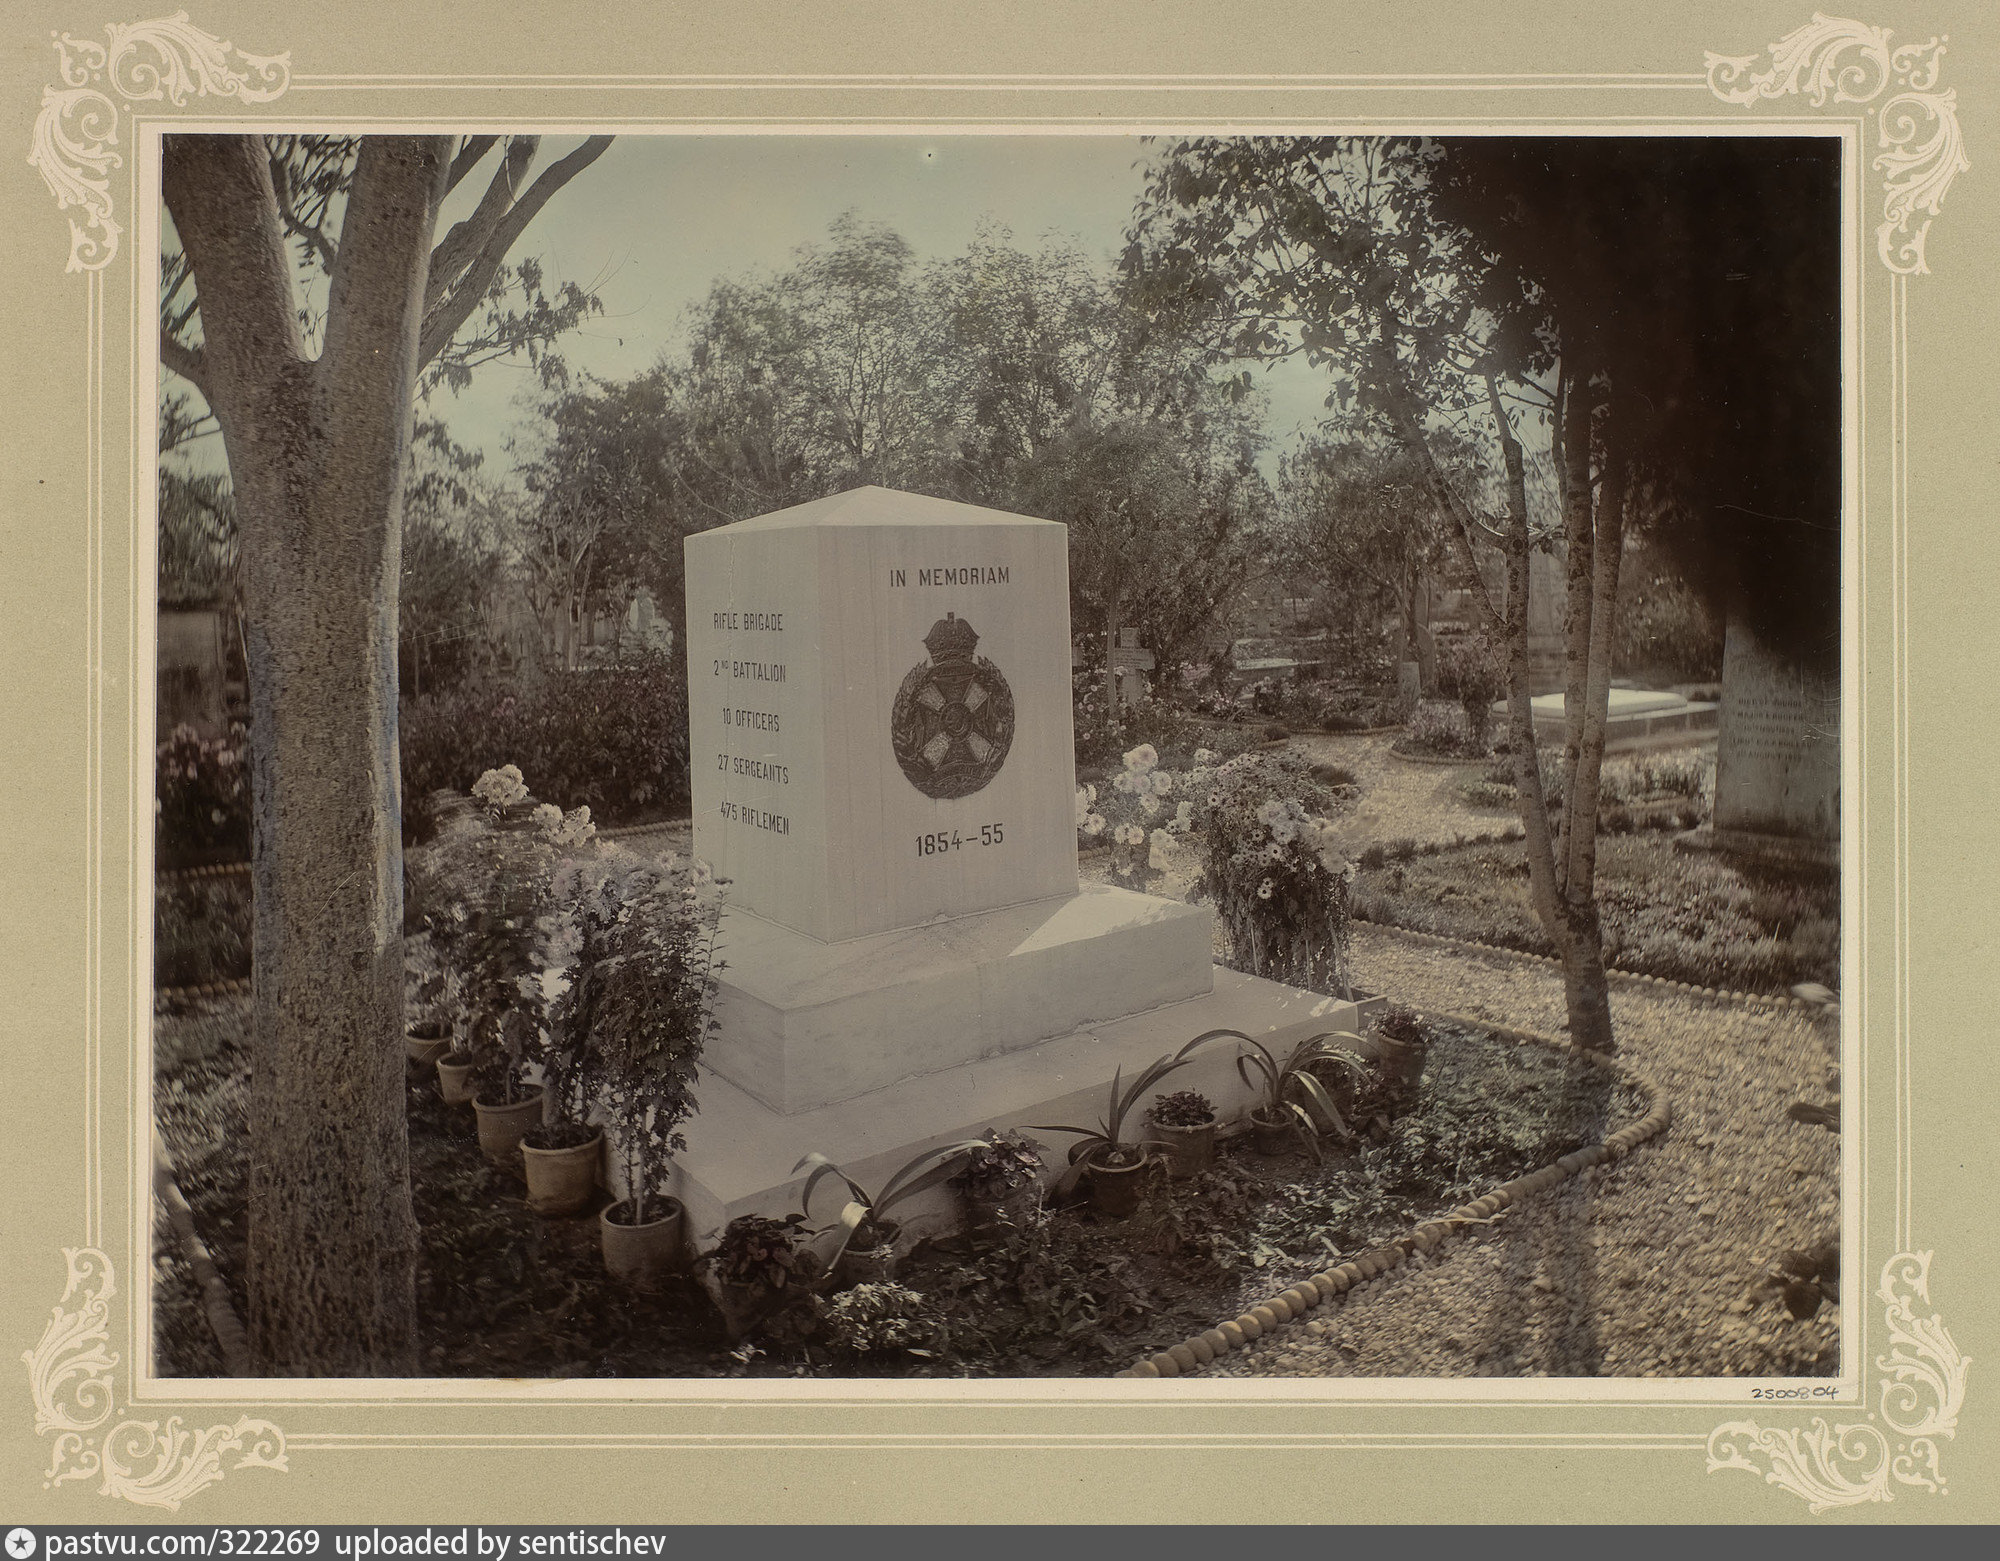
890, 612, 1016, 799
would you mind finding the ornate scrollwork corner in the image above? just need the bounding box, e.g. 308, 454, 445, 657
27, 12, 291, 272
1706, 1251, 1969, 1514
25, 1247, 288, 1514
1704, 13, 1969, 275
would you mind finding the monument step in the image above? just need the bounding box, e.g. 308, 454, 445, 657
666, 965, 1374, 1248
706, 884, 1217, 1113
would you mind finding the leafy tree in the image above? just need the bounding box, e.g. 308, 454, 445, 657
1129, 134, 1840, 1054
161, 132, 610, 1375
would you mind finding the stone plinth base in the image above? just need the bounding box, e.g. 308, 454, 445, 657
1675, 824, 1839, 869
706, 885, 1216, 1114
664, 966, 1373, 1249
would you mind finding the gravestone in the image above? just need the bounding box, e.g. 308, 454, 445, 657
668, 486, 1377, 1243
1710, 614, 1840, 864
1110, 626, 1154, 708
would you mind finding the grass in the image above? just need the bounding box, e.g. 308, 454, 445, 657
1350, 834, 1839, 994
150, 1009, 1651, 1378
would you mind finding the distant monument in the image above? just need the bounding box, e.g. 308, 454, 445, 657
669, 488, 1370, 1240
1709, 614, 1840, 866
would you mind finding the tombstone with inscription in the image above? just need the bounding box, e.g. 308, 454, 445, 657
669, 487, 1372, 1241
1709, 614, 1840, 865
1111, 626, 1154, 709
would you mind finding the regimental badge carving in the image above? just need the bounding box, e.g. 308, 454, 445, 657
890, 613, 1015, 799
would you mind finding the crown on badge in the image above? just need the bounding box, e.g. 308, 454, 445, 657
923, 612, 980, 662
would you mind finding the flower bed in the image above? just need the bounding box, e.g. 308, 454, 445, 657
154, 1000, 1664, 1379
1349, 833, 1838, 995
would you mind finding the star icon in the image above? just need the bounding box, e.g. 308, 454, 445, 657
6, 1529, 37, 1560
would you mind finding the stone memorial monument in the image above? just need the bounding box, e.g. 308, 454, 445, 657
1709, 614, 1840, 865
669, 487, 1371, 1241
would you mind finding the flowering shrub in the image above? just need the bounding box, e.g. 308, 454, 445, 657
1077, 743, 1196, 892
1396, 701, 1489, 759
1195, 751, 1359, 997
401, 655, 689, 841
544, 842, 724, 1222
155, 722, 249, 869
1437, 633, 1506, 749
820, 1282, 940, 1356
409, 766, 598, 1104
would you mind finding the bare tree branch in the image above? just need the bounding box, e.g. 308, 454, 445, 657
445, 135, 500, 197
161, 329, 208, 393
418, 136, 614, 370
426, 136, 539, 316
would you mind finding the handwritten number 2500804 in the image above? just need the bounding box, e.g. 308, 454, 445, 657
916, 824, 1003, 856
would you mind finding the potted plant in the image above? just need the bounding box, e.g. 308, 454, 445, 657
1145, 1089, 1218, 1178
946, 1129, 1046, 1234
1026, 1031, 1228, 1216
696, 1213, 813, 1341
413, 767, 557, 1151
1233, 1029, 1373, 1158
405, 959, 453, 1066
793, 1141, 991, 1289
580, 848, 726, 1287
1372, 1002, 1431, 1092
521, 805, 608, 1215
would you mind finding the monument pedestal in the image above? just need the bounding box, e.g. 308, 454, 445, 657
705, 884, 1215, 1113
669, 965, 1374, 1246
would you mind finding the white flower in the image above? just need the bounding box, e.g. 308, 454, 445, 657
1082, 812, 1107, 837
1112, 771, 1138, 795
1266, 842, 1286, 863
1116, 823, 1146, 847
1123, 743, 1160, 774
533, 802, 563, 832
1256, 799, 1287, 827
472, 764, 529, 811
1075, 787, 1093, 825
1139, 794, 1162, 817
1175, 800, 1193, 825
1194, 748, 1219, 764
1150, 771, 1175, 797
1208, 790, 1222, 806
1257, 878, 1275, 900
1270, 817, 1298, 845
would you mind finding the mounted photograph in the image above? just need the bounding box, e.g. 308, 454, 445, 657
149, 128, 1845, 1383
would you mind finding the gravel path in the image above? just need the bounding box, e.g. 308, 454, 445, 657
1204, 923, 1842, 1378
1291, 729, 1512, 847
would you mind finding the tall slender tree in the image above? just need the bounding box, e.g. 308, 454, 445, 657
161, 133, 610, 1374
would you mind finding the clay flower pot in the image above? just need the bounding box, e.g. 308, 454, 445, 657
406, 1021, 452, 1067
1084, 1146, 1154, 1217
522, 1127, 603, 1216
833, 1219, 903, 1289
436, 1052, 477, 1106
1147, 1117, 1217, 1179
472, 1086, 545, 1171
1249, 1105, 1296, 1157
601, 1196, 686, 1289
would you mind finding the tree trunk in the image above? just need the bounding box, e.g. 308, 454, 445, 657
166, 135, 451, 1374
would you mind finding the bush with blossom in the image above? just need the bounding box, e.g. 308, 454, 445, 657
410, 765, 596, 1105
1077, 743, 1200, 891
1195, 750, 1361, 997
542, 843, 725, 1223
155, 721, 250, 869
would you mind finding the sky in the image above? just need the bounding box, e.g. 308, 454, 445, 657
411, 133, 1336, 482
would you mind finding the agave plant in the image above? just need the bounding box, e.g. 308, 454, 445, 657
1234, 1029, 1374, 1161
793, 1141, 992, 1270
1025, 1028, 1234, 1195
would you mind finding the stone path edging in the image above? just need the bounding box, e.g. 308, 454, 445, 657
1116, 1014, 1672, 1379
1360, 920, 1833, 1012
154, 1131, 253, 1376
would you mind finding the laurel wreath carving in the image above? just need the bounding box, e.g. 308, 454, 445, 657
24, 1248, 288, 1512
28, 11, 292, 272
1705, 12, 1968, 274
1706, 1251, 1968, 1512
